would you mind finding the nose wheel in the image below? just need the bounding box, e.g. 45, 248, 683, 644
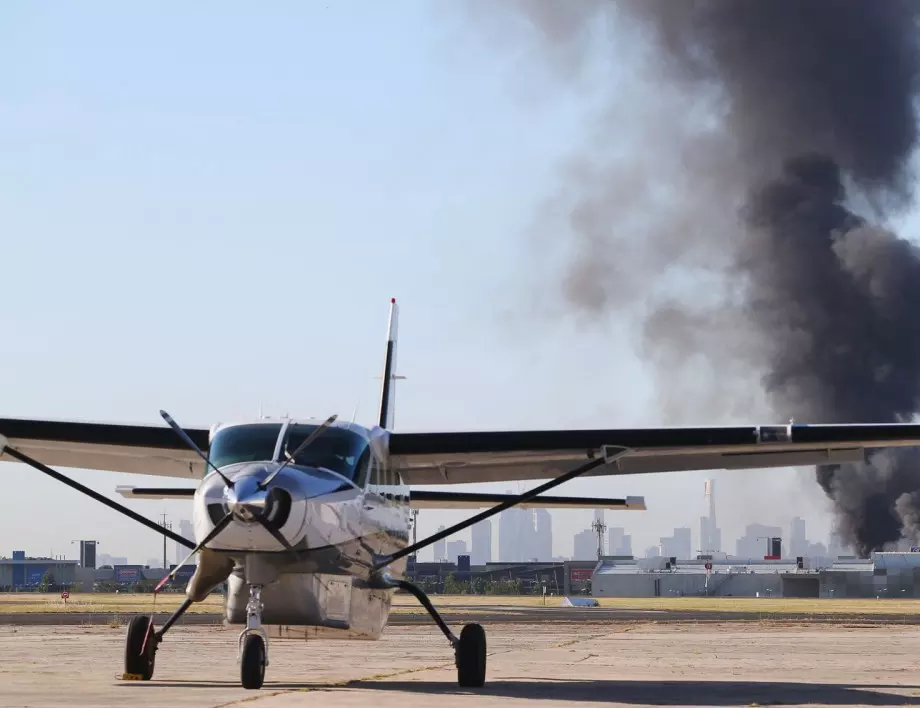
238, 583, 269, 689
240, 634, 267, 689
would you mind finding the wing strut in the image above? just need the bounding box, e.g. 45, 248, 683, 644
1, 442, 195, 549
373, 445, 631, 571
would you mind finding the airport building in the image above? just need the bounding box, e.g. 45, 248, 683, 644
591, 552, 920, 598
0, 551, 79, 589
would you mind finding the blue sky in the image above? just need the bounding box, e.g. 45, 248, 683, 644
0, 2, 837, 565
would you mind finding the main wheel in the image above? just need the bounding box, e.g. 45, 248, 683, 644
240, 634, 266, 690
455, 623, 486, 688
124, 615, 156, 680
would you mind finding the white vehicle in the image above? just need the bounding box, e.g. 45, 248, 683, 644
2, 299, 919, 690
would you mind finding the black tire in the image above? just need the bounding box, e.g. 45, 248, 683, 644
240, 634, 266, 690
124, 615, 156, 680
456, 623, 486, 688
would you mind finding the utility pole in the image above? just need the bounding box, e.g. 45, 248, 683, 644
411, 509, 419, 547
591, 518, 607, 560
159, 513, 172, 570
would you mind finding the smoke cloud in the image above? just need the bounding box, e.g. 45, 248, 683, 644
484, 1, 920, 554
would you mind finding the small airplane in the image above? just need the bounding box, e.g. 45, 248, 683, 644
3, 298, 920, 690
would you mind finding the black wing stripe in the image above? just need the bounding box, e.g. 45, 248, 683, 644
410, 490, 632, 507
0, 418, 209, 450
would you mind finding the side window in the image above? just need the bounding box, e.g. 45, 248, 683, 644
353, 448, 372, 488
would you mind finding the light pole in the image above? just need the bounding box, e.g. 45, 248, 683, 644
158, 514, 172, 570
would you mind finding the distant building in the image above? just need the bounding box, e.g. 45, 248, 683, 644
534, 509, 553, 561
77, 540, 97, 569
499, 502, 538, 561
97, 553, 128, 567
432, 526, 447, 562
736, 524, 783, 558
0, 551, 78, 588
176, 519, 194, 564
446, 539, 468, 563
660, 527, 692, 560
608, 527, 632, 556
699, 479, 722, 553
471, 520, 492, 566
790, 517, 808, 557
573, 529, 596, 560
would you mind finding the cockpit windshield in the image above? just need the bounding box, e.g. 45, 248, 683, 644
280, 423, 369, 481
207, 421, 370, 483
209, 423, 282, 470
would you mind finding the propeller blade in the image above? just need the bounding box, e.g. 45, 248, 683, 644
259, 414, 338, 490
160, 410, 234, 489
154, 512, 233, 593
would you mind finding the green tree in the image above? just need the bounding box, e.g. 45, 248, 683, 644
442, 573, 470, 595
39, 570, 55, 592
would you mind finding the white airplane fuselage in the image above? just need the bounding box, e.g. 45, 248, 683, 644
186, 418, 411, 640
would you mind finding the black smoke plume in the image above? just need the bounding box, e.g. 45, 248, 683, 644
486, 1, 920, 554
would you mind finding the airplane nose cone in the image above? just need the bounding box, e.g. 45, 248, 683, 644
225, 475, 267, 522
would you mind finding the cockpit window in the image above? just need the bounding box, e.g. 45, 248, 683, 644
280, 423, 370, 481
209, 424, 282, 470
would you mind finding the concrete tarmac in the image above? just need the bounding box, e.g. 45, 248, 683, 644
3, 621, 920, 707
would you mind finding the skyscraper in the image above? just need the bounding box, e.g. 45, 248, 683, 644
175, 519, 194, 565
660, 527, 692, 559
790, 517, 808, 557
446, 539, 468, 563
471, 520, 492, 565
608, 527, 632, 556
699, 479, 721, 553
499, 500, 538, 561
573, 529, 596, 560
433, 526, 447, 562
534, 509, 553, 561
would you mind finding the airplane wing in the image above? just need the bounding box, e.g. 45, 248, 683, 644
0, 417, 207, 478
388, 423, 920, 485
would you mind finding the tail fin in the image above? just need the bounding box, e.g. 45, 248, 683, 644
377, 298, 400, 429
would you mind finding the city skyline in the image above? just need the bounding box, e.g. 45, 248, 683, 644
16, 484, 859, 566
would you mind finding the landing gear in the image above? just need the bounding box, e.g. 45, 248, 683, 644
237, 584, 268, 689
455, 623, 487, 687
124, 615, 157, 680
122, 598, 194, 682
389, 577, 487, 688
240, 634, 267, 689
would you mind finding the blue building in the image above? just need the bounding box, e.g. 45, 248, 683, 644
0, 551, 79, 589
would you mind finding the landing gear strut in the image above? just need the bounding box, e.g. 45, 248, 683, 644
391, 577, 487, 688
238, 584, 268, 689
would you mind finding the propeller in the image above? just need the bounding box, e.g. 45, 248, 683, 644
153, 412, 339, 590
159, 410, 234, 489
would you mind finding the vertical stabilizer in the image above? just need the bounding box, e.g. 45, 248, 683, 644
377, 298, 400, 429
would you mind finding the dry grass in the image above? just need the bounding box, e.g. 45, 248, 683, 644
0, 592, 223, 614
3, 592, 919, 616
